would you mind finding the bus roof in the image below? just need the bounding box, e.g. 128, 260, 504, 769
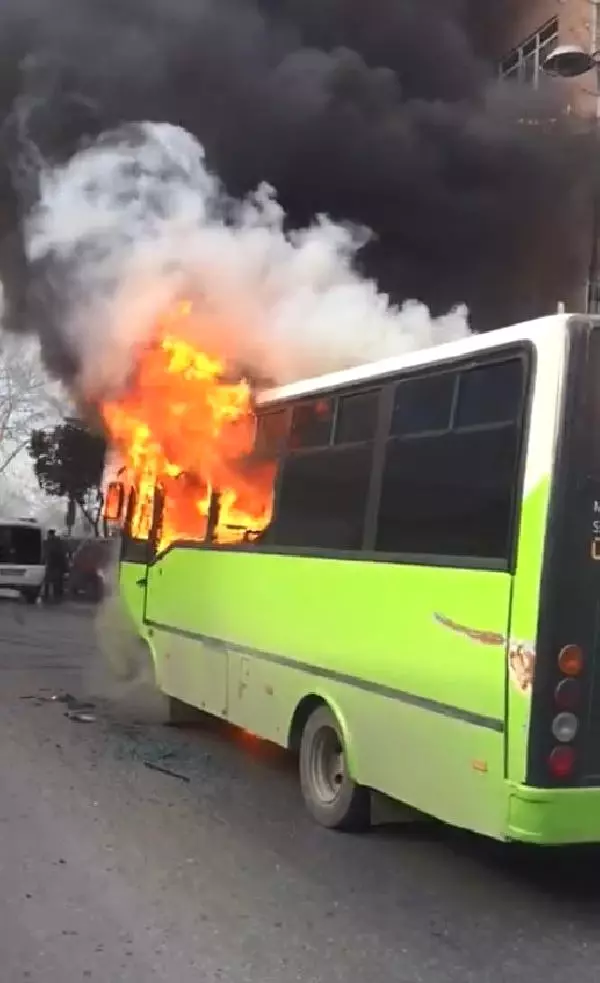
257, 313, 588, 406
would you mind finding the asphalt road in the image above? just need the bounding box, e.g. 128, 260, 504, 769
2, 598, 600, 983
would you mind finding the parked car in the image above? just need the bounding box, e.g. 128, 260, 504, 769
0, 517, 45, 603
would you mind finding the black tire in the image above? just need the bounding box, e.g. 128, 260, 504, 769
299, 704, 371, 832
22, 588, 40, 605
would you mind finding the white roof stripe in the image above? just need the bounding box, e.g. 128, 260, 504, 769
257, 313, 581, 406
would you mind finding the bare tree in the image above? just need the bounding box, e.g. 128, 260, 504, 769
0, 337, 64, 505
0, 340, 62, 470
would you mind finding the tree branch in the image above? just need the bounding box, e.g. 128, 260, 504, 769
0, 437, 30, 476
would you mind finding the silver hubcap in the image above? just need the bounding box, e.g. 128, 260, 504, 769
309, 726, 346, 804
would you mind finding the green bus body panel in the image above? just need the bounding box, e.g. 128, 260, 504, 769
141, 547, 512, 838
508, 786, 600, 844
116, 475, 600, 845
148, 550, 511, 720
119, 560, 149, 642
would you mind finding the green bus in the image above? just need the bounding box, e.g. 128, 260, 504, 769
107, 312, 600, 844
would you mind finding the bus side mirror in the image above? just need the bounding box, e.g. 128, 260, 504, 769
104, 481, 125, 523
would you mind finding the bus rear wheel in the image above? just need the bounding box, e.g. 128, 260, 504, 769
299, 705, 370, 832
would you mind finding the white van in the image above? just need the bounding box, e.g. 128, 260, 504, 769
0, 518, 45, 603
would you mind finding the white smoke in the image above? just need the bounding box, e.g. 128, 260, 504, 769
25, 121, 469, 396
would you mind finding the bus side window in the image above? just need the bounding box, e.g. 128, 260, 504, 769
124, 488, 137, 539
375, 356, 527, 566
255, 409, 288, 459
265, 385, 383, 551
149, 485, 165, 558
269, 443, 374, 551
391, 372, 456, 436
334, 390, 379, 444
455, 360, 524, 428
289, 399, 334, 450
104, 481, 125, 523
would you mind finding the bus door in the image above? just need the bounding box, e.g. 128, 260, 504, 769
112, 485, 149, 629
143, 486, 230, 719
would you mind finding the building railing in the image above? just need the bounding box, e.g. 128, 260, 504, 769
500, 18, 559, 87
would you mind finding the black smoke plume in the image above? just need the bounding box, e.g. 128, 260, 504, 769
0, 0, 593, 382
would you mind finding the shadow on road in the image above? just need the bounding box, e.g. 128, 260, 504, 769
125, 708, 600, 916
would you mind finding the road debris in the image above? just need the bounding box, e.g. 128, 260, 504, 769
144, 760, 190, 783
21, 691, 98, 720
57, 693, 95, 709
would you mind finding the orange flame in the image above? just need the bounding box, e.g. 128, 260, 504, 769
101, 303, 275, 552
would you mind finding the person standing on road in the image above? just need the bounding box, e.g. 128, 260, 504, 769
43, 529, 68, 604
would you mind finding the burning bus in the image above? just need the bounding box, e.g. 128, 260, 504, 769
104, 307, 600, 846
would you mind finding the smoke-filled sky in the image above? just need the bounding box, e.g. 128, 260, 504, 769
0, 0, 594, 384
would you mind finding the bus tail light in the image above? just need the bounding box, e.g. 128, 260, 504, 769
548, 746, 575, 779
554, 678, 581, 711
551, 712, 579, 743
558, 644, 583, 676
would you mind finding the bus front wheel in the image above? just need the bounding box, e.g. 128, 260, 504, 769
299, 704, 370, 832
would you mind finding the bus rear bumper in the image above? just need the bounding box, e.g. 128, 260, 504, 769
507, 783, 600, 845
